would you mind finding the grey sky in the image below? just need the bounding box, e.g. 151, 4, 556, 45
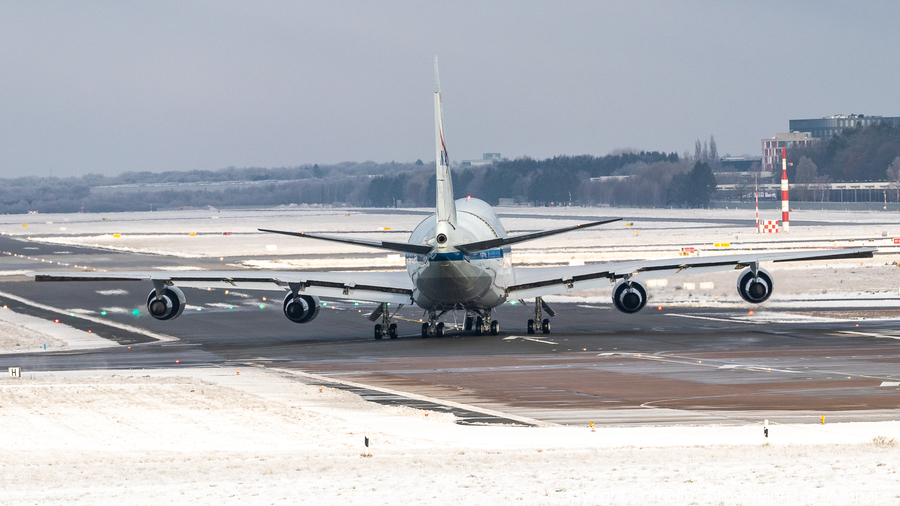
2, 1, 899, 178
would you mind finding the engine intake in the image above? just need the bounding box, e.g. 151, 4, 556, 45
283, 293, 321, 324
736, 267, 774, 304
612, 279, 648, 314
146, 286, 186, 321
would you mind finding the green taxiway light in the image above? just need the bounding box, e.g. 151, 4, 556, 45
100, 311, 107, 316
69, 312, 75, 316
132, 309, 140, 316
510, 301, 517, 305
259, 304, 265, 309
354, 302, 359, 306
196, 307, 202, 311
228, 306, 233, 309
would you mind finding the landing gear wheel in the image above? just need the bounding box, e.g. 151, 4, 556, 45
541, 319, 551, 334
421, 323, 429, 338
464, 316, 473, 331
389, 323, 398, 339
436, 322, 445, 337
475, 317, 484, 336
490, 320, 499, 336
527, 319, 535, 334
374, 324, 383, 340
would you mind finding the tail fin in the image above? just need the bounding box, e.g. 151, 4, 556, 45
434, 56, 457, 229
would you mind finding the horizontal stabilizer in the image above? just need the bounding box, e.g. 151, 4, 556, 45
455, 218, 621, 254
259, 229, 433, 256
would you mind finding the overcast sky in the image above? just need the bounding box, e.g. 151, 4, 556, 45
2, 1, 899, 178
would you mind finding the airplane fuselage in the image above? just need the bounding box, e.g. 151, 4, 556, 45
406, 197, 513, 310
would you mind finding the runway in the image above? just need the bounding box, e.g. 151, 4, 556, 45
1, 234, 899, 426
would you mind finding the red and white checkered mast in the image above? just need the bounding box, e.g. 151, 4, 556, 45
781, 147, 790, 233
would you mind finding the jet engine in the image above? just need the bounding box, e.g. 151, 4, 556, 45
612, 279, 648, 314
282, 292, 321, 324
146, 286, 186, 321
736, 267, 774, 304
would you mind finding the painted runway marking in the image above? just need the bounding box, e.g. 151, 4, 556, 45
880, 381, 900, 387
838, 331, 900, 341
666, 313, 761, 324
718, 364, 800, 374
503, 335, 558, 345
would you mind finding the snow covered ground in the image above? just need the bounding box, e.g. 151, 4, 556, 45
2, 206, 900, 504
1, 366, 899, 505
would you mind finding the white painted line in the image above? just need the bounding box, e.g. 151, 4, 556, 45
0, 290, 178, 343
666, 313, 760, 324
880, 381, 900, 387
839, 331, 900, 341
273, 367, 554, 427
503, 335, 558, 345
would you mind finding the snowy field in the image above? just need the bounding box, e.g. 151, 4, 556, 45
2, 206, 900, 504
2, 366, 899, 505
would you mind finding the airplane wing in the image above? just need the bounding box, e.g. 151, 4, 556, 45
34, 270, 415, 305
258, 229, 432, 256
455, 218, 621, 254
506, 247, 876, 300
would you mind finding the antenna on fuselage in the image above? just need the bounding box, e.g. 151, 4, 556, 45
434, 56, 457, 233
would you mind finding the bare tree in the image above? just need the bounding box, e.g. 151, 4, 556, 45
701, 140, 709, 162
795, 156, 818, 201
887, 156, 900, 202
709, 135, 718, 167
694, 140, 702, 161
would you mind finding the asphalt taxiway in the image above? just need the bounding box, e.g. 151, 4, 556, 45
1, 235, 899, 426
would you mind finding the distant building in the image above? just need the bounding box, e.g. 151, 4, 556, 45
718, 157, 761, 172
789, 114, 900, 139
461, 153, 502, 167
761, 132, 818, 172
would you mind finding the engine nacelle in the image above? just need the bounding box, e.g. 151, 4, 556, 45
612, 279, 648, 314
283, 292, 321, 324
146, 286, 187, 321
736, 267, 774, 304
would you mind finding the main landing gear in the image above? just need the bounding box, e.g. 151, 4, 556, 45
370, 302, 400, 340
526, 297, 554, 334
421, 309, 500, 338
421, 309, 447, 338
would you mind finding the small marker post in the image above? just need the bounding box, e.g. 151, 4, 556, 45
590, 422, 595, 433
821, 415, 825, 425
764, 419, 769, 438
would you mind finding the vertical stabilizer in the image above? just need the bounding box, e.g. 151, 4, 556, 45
434, 56, 457, 229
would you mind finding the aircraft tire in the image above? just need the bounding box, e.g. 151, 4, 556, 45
421, 323, 429, 338
436, 322, 445, 337
464, 316, 473, 331
541, 319, 551, 334
490, 320, 499, 335
374, 324, 383, 340
475, 317, 484, 336
389, 323, 398, 339
527, 319, 535, 334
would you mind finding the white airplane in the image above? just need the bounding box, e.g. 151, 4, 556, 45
35, 57, 874, 339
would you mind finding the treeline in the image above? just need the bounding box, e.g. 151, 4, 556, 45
1, 150, 731, 214
788, 121, 900, 182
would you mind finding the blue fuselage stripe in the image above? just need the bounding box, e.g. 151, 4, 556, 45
405, 248, 507, 263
